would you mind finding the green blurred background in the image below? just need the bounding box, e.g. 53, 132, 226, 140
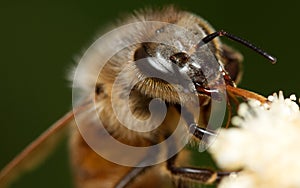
1, 1, 299, 187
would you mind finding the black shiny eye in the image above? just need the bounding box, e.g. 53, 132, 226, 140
169, 52, 190, 67
134, 43, 151, 61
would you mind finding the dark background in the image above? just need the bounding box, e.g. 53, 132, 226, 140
1, 1, 299, 188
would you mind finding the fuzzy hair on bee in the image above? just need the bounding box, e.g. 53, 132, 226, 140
69, 6, 245, 188
0, 5, 276, 188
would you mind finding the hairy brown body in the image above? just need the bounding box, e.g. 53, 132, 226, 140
69, 6, 242, 188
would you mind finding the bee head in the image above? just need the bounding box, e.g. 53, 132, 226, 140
133, 41, 228, 103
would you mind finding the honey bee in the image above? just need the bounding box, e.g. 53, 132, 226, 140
0, 6, 276, 188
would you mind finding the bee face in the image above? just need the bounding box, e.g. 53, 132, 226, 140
92, 14, 227, 108
139, 18, 224, 89
134, 41, 224, 91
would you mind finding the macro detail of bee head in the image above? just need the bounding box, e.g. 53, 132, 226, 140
0, 4, 280, 188
65, 6, 276, 188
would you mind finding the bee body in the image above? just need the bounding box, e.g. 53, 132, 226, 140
69, 6, 242, 188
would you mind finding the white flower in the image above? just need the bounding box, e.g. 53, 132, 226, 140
208, 91, 300, 188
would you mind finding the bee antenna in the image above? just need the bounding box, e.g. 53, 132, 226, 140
200, 30, 277, 64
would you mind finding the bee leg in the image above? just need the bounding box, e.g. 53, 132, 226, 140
115, 144, 160, 188
166, 154, 231, 184
188, 123, 216, 139
175, 104, 217, 140
115, 166, 150, 188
